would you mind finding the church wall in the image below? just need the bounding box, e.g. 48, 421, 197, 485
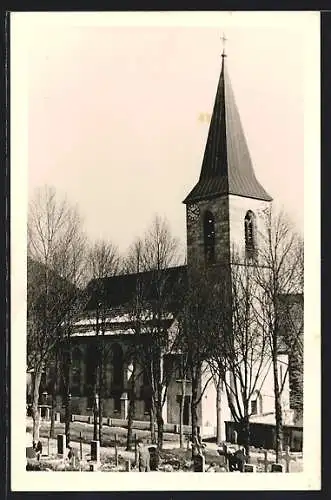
166, 378, 193, 425
53, 336, 154, 421
200, 362, 217, 429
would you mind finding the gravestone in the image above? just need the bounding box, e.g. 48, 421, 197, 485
217, 446, 228, 469
57, 434, 66, 455
243, 464, 256, 472
35, 440, 42, 460
148, 446, 159, 471
91, 440, 100, 462
233, 430, 238, 444
193, 453, 205, 472
126, 459, 131, 472
55, 412, 61, 422
271, 463, 284, 472
26, 446, 36, 459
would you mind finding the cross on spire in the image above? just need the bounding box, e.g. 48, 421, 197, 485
221, 33, 227, 57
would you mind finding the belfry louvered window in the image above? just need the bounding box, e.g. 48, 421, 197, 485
244, 210, 257, 258
204, 210, 216, 264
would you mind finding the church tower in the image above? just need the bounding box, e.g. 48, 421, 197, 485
183, 44, 272, 269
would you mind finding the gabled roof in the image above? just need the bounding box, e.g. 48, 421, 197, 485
184, 54, 272, 204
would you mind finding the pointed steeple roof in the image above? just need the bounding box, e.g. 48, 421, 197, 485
184, 53, 272, 204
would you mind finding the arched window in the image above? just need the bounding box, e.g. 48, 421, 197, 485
204, 211, 216, 264
111, 343, 124, 388
71, 347, 82, 396
251, 391, 263, 415
244, 210, 257, 258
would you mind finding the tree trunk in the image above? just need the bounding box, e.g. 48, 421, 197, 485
149, 403, 156, 444
191, 375, 199, 459
179, 380, 186, 449
98, 397, 103, 446
50, 392, 56, 439
98, 352, 104, 446
126, 362, 136, 451
50, 355, 58, 439
64, 389, 71, 446
216, 377, 223, 445
93, 364, 98, 442
242, 409, 250, 457
156, 402, 164, 451
273, 352, 283, 461
31, 367, 42, 443
63, 349, 72, 445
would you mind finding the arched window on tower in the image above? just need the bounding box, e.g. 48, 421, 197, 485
244, 210, 257, 259
204, 210, 216, 264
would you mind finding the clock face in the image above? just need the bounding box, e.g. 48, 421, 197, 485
187, 203, 200, 223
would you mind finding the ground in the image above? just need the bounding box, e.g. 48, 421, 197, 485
26, 418, 303, 473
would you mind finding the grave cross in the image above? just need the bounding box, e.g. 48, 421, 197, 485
281, 446, 296, 473
257, 450, 274, 472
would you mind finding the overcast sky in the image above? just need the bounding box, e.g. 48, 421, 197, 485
25, 13, 308, 255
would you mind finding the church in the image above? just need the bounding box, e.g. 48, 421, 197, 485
51, 45, 302, 441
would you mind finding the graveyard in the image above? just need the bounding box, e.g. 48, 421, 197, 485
26, 417, 303, 473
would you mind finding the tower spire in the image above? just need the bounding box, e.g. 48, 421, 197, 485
183, 40, 272, 205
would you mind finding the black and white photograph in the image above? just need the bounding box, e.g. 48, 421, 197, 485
10, 11, 320, 491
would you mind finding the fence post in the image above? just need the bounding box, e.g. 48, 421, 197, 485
79, 432, 83, 461
134, 434, 138, 465
115, 433, 118, 467
47, 437, 50, 457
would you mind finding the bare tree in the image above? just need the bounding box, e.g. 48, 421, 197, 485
207, 257, 270, 454
177, 264, 222, 456
123, 216, 182, 451
253, 209, 304, 460
85, 240, 121, 444
141, 215, 181, 451
27, 185, 86, 443
123, 238, 148, 451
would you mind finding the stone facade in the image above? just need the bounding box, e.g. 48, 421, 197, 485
187, 196, 230, 268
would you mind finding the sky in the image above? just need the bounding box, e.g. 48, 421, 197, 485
26, 13, 307, 255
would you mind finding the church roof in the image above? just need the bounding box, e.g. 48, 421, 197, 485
184, 54, 272, 204
85, 265, 187, 312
